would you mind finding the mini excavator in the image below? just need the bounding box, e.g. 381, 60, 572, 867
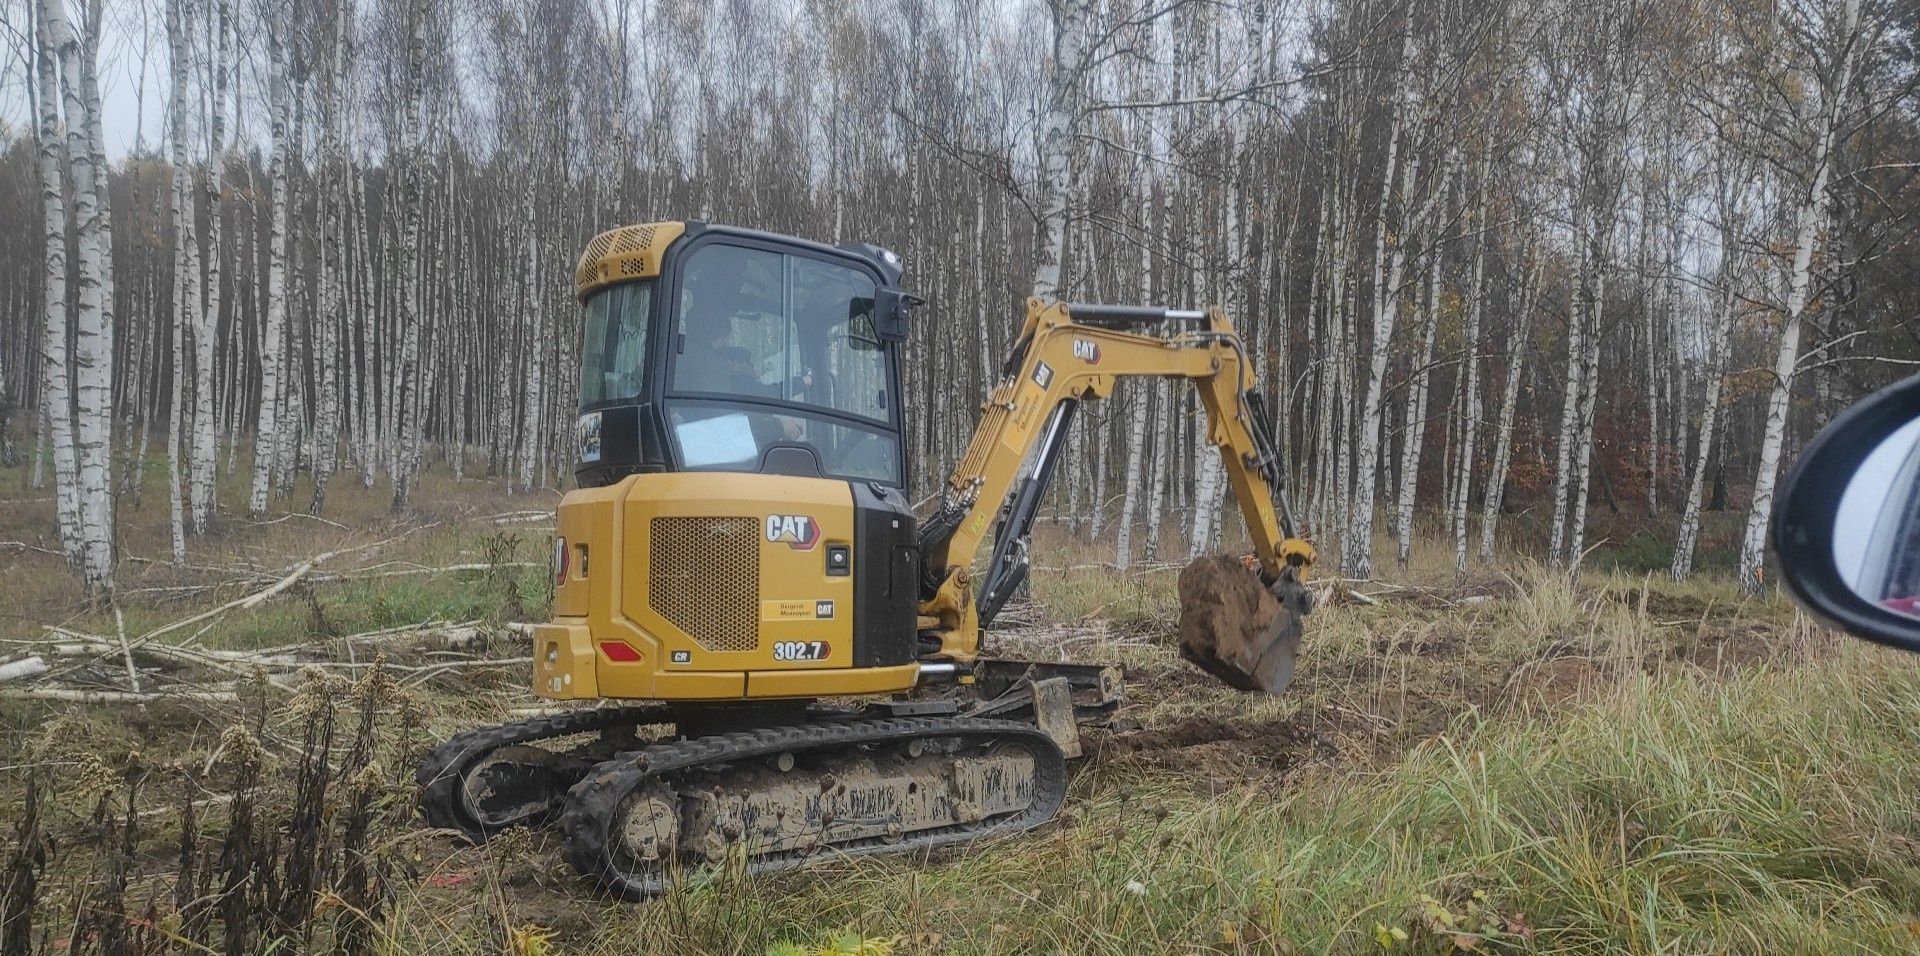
417, 221, 1316, 896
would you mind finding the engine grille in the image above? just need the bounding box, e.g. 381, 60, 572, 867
649, 516, 760, 652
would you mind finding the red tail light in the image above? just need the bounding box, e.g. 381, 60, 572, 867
598, 640, 642, 662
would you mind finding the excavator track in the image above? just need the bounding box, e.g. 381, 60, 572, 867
416, 704, 672, 843
559, 716, 1068, 898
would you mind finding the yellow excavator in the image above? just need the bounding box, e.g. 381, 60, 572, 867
417, 221, 1316, 896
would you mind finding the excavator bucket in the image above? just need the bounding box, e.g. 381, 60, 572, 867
1176, 555, 1311, 695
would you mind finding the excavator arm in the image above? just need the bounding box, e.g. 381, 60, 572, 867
917, 298, 1316, 671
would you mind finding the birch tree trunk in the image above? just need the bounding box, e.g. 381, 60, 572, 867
1030, 0, 1089, 299
1564, 247, 1607, 567
33, 2, 81, 569
1480, 251, 1541, 559
389, 2, 427, 511
1393, 254, 1441, 570
1547, 195, 1589, 567
250, 9, 290, 518
1114, 232, 1153, 568
185, 0, 227, 531
41, 0, 116, 598
1672, 281, 1734, 581
309, 0, 346, 514
1187, 167, 1242, 556
164, 0, 195, 562
1450, 148, 1491, 577
1144, 376, 1172, 562
1736, 0, 1861, 595
1341, 22, 1417, 579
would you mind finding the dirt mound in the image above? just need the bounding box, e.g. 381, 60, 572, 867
1175, 555, 1305, 694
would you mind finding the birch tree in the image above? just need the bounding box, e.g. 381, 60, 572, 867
250, 2, 290, 518
1030, 0, 1091, 299
33, 0, 81, 570
1341, 15, 1418, 580
1449, 143, 1492, 577
36, 0, 116, 599
388, 0, 427, 510
1735, 0, 1868, 595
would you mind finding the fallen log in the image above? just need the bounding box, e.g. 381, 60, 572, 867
0, 656, 49, 684
2, 686, 240, 704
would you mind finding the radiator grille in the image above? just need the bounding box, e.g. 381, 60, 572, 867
575, 224, 661, 291
611, 224, 656, 253
648, 517, 760, 652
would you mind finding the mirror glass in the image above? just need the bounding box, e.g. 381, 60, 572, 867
1833, 417, 1920, 619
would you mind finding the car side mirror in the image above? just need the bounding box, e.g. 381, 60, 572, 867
873, 287, 923, 343
1773, 371, 1920, 651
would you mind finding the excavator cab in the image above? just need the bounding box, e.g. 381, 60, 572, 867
543, 221, 927, 705
572, 221, 909, 490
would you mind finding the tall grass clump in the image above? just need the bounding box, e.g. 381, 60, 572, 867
0, 668, 417, 955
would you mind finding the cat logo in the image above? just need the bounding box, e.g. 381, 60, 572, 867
765, 514, 820, 550
1072, 339, 1101, 364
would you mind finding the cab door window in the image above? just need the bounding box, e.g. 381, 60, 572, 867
670, 243, 891, 426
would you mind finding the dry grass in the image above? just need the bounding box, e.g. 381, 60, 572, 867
2, 467, 1914, 954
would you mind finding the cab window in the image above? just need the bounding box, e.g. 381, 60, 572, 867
579, 281, 653, 408
671, 244, 891, 425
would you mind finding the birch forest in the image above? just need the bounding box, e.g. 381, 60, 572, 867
2, 0, 1917, 603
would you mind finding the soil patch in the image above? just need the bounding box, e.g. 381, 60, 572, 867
1089, 712, 1327, 781
1673, 621, 1787, 673
1617, 588, 1739, 622
1500, 655, 1605, 711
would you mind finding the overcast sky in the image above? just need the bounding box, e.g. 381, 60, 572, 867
3, 1, 208, 157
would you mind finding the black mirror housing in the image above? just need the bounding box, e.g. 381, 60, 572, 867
1773, 371, 1920, 652
874, 286, 923, 343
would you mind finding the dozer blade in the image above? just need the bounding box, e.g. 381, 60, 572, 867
1176, 554, 1311, 695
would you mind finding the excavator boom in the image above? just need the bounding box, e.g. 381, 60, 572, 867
915, 298, 1316, 691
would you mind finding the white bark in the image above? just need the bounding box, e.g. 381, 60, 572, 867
1030, 0, 1090, 300
184, 0, 224, 531
1672, 285, 1733, 581
310, 0, 349, 515
1564, 250, 1607, 567
1342, 23, 1418, 580
390, 3, 427, 510
1393, 253, 1442, 570
1143, 375, 1172, 563
1115, 233, 1153, 568
514, 167, 543, 491
1480, 252, 1542, 559
165, 0, 197, 561
1188, 168, 1243, 556
1451, 149, 1491, 577
251, 9, 290, 518
40, 0, 115, 598
1547, 195, 1590, 566
33, 2, 81, 570
1737, 0, 1861, 595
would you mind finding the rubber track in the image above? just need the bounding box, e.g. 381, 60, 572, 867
559, 716, 1068, 898
416, 704, 672, 843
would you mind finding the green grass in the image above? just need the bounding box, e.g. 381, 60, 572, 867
482, 649, 1920, 955
4, 464, 1917, 954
